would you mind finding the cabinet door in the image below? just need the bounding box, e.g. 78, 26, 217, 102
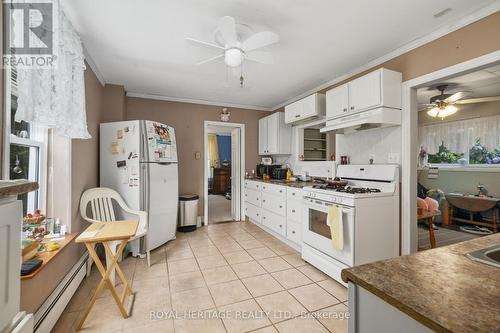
348, 70, 381, 113
300, 94, 318, 119
258, 117, 268, 155
266, 114, 279, 154
326, 84, 349, 119
285, 100, 300, 124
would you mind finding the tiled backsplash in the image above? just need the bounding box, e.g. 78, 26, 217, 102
335, 126, 402, 165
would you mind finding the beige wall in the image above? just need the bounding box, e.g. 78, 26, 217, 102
126, 97, 269, 215
102, 84, 126, 123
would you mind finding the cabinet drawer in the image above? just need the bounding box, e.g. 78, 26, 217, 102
245, 203, 262, 224
245, 188, 261, 207
261, 183, 286, 197
287, 187, 303, 199
262, 210, 286, 237
244, 180, 261, 191
262, 193, 286, 217
286, 199, 302, 222
287, 220, 301, 244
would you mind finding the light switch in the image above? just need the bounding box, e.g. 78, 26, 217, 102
194, 152, 201, 160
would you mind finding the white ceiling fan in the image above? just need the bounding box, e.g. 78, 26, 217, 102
419, 84, 500, 119
185, 16, 280, 70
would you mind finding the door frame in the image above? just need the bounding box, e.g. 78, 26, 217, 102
400, 50, 500, 255
203, 121, 245, 225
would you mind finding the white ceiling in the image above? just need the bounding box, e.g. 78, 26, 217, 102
417, 63, 500, 104
62, 0, 499, 110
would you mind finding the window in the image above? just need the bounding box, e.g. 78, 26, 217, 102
419, 115, 500, 167
4, 68, 48, 215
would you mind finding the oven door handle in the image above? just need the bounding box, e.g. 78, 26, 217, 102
304, 200, 354, 215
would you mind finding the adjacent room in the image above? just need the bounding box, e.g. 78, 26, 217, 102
1, 1, 499, 333
416, 63, 500, 250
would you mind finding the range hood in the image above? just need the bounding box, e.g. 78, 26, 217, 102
320, 107, 401, 134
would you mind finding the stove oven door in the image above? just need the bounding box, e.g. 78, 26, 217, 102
303, 198, 354, 266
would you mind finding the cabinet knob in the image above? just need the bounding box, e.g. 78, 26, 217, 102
343, 108, 347, 112
292, 230, 296, 234
257, 213, 259, 216
263, 216, 266, 219
295, 114, 300, 118
350, 106, 354, 110
279, 224, 283, 228
292, 193, 295, 196
279, 205, 282, 208
292, 209, 295, 213
263, 200, 266, 203
279, 190, 282, 193
263, 186, 266, 189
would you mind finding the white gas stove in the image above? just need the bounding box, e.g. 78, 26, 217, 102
301, 164, 400, 285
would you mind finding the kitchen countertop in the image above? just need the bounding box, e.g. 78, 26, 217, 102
245, 178, 316, 189
341, 233, 500, 333
0, 180, 39, 197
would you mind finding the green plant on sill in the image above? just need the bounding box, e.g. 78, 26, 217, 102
428, 142, 463, 164
469, 139, 500, 164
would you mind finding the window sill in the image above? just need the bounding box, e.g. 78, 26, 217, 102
21, 232, 78, 280
418, 165, 500, 172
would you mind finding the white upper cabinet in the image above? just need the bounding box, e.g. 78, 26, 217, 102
259, 112, 292, 155
285, 93, 326, 124
326, 68, 402, 120
325, 84, 349, 120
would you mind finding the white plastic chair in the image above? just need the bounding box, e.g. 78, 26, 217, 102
79, 187, 150, 280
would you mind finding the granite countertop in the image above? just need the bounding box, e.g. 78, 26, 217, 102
0, 180, 39, 197
245, 178, 316, 189
341, 234, 500, 333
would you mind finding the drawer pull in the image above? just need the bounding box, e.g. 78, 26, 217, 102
292, 230, 295, 234
263, 216, 266, 220
292, 193, 295, 196
257, 213, 259, 216
292, 209, 295, 213
279, 190, 283, 193
256, 198, 259, 200
279, 205, 282, 208
263, 200, 266, 203
279, 224, 283, 228
263, 186, 266, 189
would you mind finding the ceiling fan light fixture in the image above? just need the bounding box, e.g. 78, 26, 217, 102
440, 104, 458, 118
225, 48, 243, 67
427, 107, 440, 118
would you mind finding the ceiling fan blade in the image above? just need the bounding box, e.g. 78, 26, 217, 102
242, 31, 280, 52
455, 96, 500, 104
185, 37, 225, 50
245, 51, 274, 64
196, 54, 224, 65
218, 16, 238, 45
444, 91, 470, 103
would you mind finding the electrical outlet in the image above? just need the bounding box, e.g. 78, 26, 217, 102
388, 153, 400, 164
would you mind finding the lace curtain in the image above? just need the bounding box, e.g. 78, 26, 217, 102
419, 115, 500, 154
15, 1, 90, 139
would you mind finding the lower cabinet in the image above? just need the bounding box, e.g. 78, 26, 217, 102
262, 209, 286, 237
244, 180, 303, 246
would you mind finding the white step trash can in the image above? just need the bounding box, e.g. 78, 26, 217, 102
178, 194, 199, 232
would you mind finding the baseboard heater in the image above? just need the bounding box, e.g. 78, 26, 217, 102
33, 253, 88, 333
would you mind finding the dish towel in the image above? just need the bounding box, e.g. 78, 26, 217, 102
327, 205, 344, 251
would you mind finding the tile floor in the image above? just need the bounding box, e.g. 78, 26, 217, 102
53, 220, 348, 333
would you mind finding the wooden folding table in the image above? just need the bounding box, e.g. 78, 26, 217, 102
75, 220, 138, 330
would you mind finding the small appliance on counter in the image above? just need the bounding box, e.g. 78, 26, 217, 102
261, 157, 273, 165
271, 168, 289, 180
256, 164, 281, 179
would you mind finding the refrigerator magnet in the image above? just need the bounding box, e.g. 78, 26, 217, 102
111, 141, 120, 155
117, 130, 123, 139
124, 126, 129, 133
117, 160, 126, 168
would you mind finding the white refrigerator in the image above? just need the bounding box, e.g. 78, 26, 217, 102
100, 120, 178, 254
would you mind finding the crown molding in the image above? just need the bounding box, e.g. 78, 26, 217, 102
271, 1, 500, 111
83, 46, 105, 86
126, 92, 273, 111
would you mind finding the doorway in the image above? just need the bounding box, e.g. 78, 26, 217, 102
401, 50, 500, 254
204, 121, 245, 225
